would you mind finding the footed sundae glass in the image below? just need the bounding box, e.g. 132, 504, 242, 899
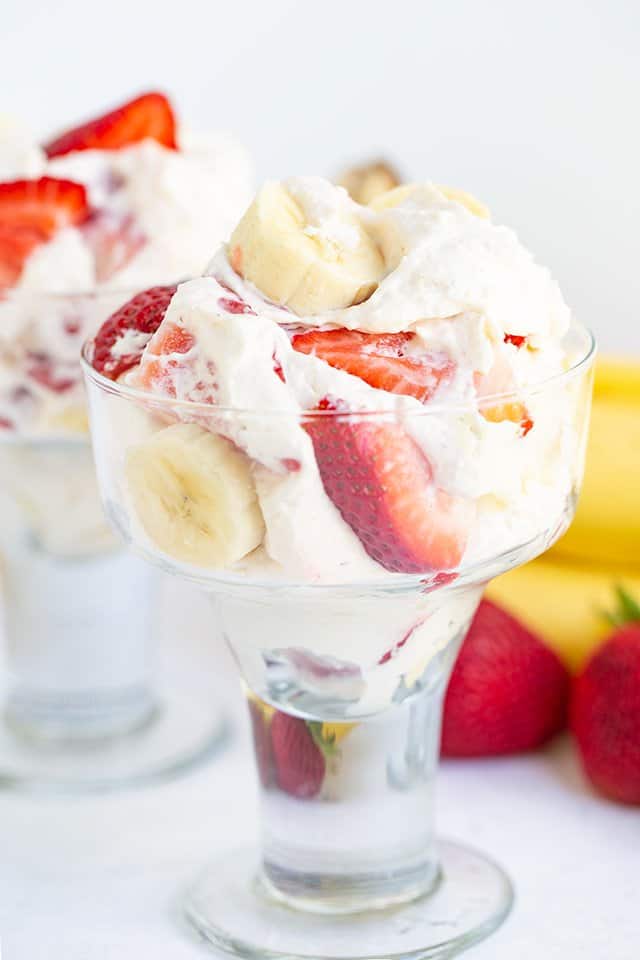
82, 319, 594, 958
0, 289, 226, 791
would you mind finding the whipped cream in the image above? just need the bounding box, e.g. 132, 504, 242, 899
0, 120, 253, 436
85, 176, 592, 715
1, 123, 253, 294
212, 177, 570, 343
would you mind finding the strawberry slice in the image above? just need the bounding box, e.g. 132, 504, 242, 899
82, 212, 147, 283
304, 399, 472, 573
270, 712, 326, 799
44, 92, 177, 158
90, 284, 177, 380
292, 329, 454, 403
26, 353, 77, 393
0, 177, 89, 287
475, 350, 533, 436
137, 321, 198, 397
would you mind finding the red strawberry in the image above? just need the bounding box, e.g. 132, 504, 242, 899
83, 212, 147, 283
570, 588, 640, 804
90, 284, 177, 380
270, 711, 326, 799
504, 333, 527, 348
475, 349, 533, 436
137, 320, 199, 398
44, 92, 177, 158
0, 177, 89, 287
441, 599, 569, 757
26, 353, 76, 393
292, 329, 454, 403
304, 399, 471, 573
248, 700, 275, 789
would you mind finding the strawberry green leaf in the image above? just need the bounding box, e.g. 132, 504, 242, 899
602, 585, 640, 628
307, 721, 338, 758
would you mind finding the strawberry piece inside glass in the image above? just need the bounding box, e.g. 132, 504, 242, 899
304, 400, 472, 574
292, 328, 454, 403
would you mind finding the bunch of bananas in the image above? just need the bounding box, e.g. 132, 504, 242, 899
489, 356, 640, 671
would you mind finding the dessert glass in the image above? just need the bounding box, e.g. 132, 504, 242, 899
0, 288, 226, 791
82, 321, 594, 957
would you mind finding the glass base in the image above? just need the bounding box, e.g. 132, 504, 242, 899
0, 687, 228, 793
185, 841, 513, 960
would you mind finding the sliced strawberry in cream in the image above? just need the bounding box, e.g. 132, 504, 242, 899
504, 333, 527, 348
0, 177, 89, 287
475, 349, 533, 436
292, 328, 454, 403
83, 212, 147, 283
26, 353, 77, 393
137, 322, 198, 398
91, 284, 177, 380
44, 92, 177, 158
304, 398, 472, 574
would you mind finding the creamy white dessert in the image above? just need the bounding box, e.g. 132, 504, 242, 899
90, 178, 584, 576
0, 94, 253, 435
84, 176, 592, 714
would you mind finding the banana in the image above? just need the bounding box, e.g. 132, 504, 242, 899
125, 422, 265, 568
320, 721, 356, 746
592, 355, 640, 403
550, 356, 640, 567
488, 556, 640, 671
228, 180, 385, 315
370, 183, 490, 219
440, 186, 490, 219
45, 405, 89, 434
338, 160, 401, 205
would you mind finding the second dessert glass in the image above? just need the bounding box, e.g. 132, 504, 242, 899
0, 288, 226, 791
82, 321, 594, 957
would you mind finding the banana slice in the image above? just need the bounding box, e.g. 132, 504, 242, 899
126, 422, 265, 568
371, 183, 490, 219
228, 180, 385, 315
338, 160, 401, 205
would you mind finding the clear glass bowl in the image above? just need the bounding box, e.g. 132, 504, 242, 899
0, 289, 226, 791
81, 321, 594, 957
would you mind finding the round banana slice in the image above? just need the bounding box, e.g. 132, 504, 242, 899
338, 160, 401, 205
370, 183, 490, 219
126, 422, 265, 568
228, 181, 385, 315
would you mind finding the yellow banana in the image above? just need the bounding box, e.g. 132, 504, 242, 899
370, 182, 490, 219
550, 355, 640, 568
338, 161, 401, 206
228, 180, 385, 315
320, 722, 356, 746
591, 355, 640, 402
488, 556, 640, 672
243, 693, 354, 746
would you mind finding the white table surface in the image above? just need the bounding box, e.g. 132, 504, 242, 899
1, 581, 638, 960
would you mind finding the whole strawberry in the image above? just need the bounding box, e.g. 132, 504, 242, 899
270, 711, 326, 799
571, 588, 640, 804
441, 599, 569, 757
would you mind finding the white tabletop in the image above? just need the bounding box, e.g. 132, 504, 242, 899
1, 581, 638, 960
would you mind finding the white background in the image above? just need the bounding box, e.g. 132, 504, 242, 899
2, 3, 640, 958
4, 0, 640, 353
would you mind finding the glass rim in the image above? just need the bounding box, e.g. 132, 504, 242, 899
80, 320, 596, 418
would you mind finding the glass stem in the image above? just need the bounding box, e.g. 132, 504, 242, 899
247, 678, 451, 915
2, 542, 158, 743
